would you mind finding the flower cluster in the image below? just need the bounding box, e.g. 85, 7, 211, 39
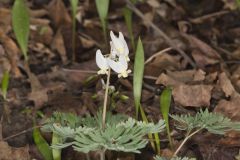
96, 31, 131, 78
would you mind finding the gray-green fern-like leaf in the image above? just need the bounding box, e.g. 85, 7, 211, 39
154, 156, 196, 160
171, 109, 240, 135
42, 112, 165, 154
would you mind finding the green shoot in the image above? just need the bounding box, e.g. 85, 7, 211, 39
12, 0, 30, 61
95, 0, 110, 45
1, 71, 9, 100
70, 0, 79, 62
139, 106, 156, 152
133, 37, 144, 117
52, 133, 62, 160
33, 127, 53, 160
160, 87, 173, 149
123, 7, 135, 50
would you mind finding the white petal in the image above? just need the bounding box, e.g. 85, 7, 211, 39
119, 55, 128, 70
110, 31, 124, 53
107, 58, 124, 73
110, 41, 117, 58
119, 32, 129, 56
96, 50, 108, 69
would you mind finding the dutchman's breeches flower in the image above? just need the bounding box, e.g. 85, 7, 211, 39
96, 49, 109, 75
110, 31, 130, 61
96, 31, 131, 78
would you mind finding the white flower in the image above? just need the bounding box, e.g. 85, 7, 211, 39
96, 49, 109, 75
110, 31, 129, 61
107, 55, 131, 78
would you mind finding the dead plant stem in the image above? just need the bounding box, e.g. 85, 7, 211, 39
173, 128, 202, 156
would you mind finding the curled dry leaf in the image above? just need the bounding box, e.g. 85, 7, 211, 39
47, 0, 71, 27
0, 8, 11, 33
156, 69, 206, 86
231, 66, 240, 92
172, 84, 213, 107
184, 34, 221, 59
218, 72, 236, 97
0, 30, 21, 77
191, 49, 219, 68
51, 29, 67, 63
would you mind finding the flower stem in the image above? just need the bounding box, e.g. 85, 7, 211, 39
173, 128, 202, 156
102, 69, 111, 129
100, 150, 105, 160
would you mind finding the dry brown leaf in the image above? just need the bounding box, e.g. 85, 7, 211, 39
30, 24, 53, 46
0, 141, 30, 160
192, 49, 219, 68
156, 73, 183, 87
51, 29, 67, 63
184, 34, 221, 59
156, 69, 206, 86
0, 30, 21, 77
218, 72, 236, 97
145, 54, 181, 77
231, 66, 240, 92
214, 93, 240, 121
172, 84, 213, 107
0, 8, 11, 33
47, 0, 72, 27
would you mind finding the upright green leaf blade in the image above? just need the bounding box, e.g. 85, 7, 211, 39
133, 38, 145, 117
123, 7, 135, 50
70, 0, 78, 18
95, 0, 110, 43
52, 133, 62, 160
160, 87, 173, 148
33, 127, 53, 160
1, 71, 9, 100
12, 0, 30, 61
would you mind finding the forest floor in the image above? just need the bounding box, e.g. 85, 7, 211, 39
0, 0, 240, 160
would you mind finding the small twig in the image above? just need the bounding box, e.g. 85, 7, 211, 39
189, 10, 229, 24
125, 0, 197, 68
145, 47, 172, 65
173, 128, 202, 156
3, 125, 41, 141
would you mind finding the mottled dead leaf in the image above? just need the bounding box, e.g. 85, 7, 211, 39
214, 93, 240, 121
172, 84, 213, 107
156, 73, 183, 87
218, 72, 236, 97
51, 29, 67, 63
0, 8, 11, 33
184, 34, 221, 59
192, 49, 219, 68
0, 30, 21, 77
0, 141, 30, 160
47, 0, 71, 27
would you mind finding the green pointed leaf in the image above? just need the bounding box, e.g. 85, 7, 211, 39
70, 0, 78, 18
52, 133, 62, 160
95, 0, 110, 42
1, 71, 9, 100
160, 87, 173, 148
123, 7, 135, 50
133, 38, 145, 117
12, 0, 30, 61
33, 127, 53, 160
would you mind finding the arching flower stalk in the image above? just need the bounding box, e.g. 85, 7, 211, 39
96, 31, 131, 129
